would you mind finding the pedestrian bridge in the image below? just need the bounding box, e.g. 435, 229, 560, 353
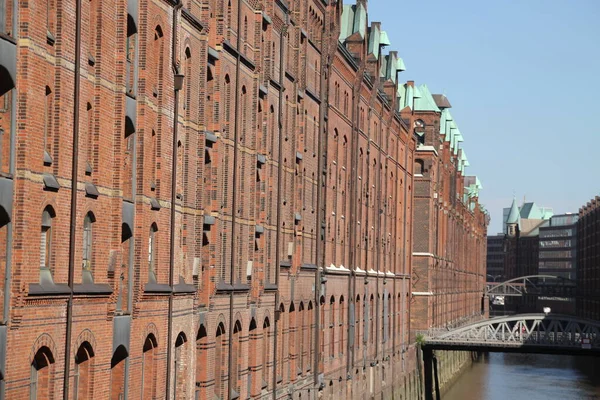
422, 314, 600, 400
424, 313, 600, 355
486, 275, 576, 298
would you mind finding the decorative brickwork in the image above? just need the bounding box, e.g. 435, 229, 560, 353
0, 0, 487, 399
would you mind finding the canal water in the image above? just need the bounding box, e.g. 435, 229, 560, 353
443, 353, 600, 400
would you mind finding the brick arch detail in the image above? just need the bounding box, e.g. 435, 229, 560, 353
142, 322, 160, 346
74, 329, 98, 354
39, 198, 59, 216
29, 333, 58, 364
233, 312, 244, 326
216, 313, 227, 332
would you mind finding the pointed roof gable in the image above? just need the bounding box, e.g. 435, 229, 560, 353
413, 84, 440, 112
506, 197, 520, 224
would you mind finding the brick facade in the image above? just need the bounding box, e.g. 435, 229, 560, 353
405, 93, 488, 334
0, 0, 487, 399
577, 196, 600, 321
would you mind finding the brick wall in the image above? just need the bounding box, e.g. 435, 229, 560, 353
0, 0, 487, 399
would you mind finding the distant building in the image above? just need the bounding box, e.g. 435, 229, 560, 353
538, 214, 579, 280
502, 201, 553, 235
576, 196, 600, 321
486, 235, 506, 281
504, 197, 547, 279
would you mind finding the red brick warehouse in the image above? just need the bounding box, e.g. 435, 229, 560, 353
0, 0, 488, 399
577, 196, 600, 321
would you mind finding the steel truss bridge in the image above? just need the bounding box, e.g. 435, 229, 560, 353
486, 275, 576, 298
421, 314, 600, 400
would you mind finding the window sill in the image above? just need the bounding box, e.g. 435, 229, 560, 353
28, 283, 71, 296
73, 283, 113, 295
173, 282, 196, 294
144, 283, 172, 294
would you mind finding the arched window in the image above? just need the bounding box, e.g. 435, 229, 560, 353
148, 223, 158, 283
277, 303, 285, 382
381, 294, 385, 344
214, 323, 226, 398
248, 318, 257, 395
288, 303, 295, 379
74, 342, 94, 400
319, 296, 325, 359
307, 302, 313, 373
415, 159, 425, 175
82, 212, 95, 283
329, 296, 335, 358
40, 207, 55, 279
44, 86, 53, 160
344, 91, 349, 116
47, 0, 56, 38
339, 296, 345, 356
110, 346, 128, 400
151, 129, 157, 188
176, 140, 184, 201
86, 102, 94, 172
30, 346, 55, 399
174, 332, 187, 398
262, 317, 270, 390
185, 47, 192, 110
89, 0, 97, 64
152, 26, 164, 99
196, 325, 207, 399
241, 85, 247, 142
126, 13, 138, 96
355, 295, 361, 350
298, 302, 305, 373
141, 334, 157, 399
388, 294, 392, 345
224, 75, 231, 133
231, 321, 242, 394
369, 294, 374, 345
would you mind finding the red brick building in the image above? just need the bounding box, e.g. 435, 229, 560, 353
402, 87, 489, 332
0, 0, 487, 399
577, 196, 600, 321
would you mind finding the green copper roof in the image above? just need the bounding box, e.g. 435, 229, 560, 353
367, 24, 381, 58
380, 31, 391, 47
339, 4, 367, 42
458, 149, 469, 173
506, 197, 520, 224
413, 84, 440, 112
396, 84, 409, 110
397, 57, 406, 72
381, 52, 399, 82
519, 202, 554, 220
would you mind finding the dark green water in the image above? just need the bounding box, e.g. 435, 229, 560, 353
443, 353, 600, 400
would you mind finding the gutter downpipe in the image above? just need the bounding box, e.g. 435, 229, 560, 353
313, 7, 334, 390
63, 0, 83, 396
402, 120, 410, 357
1, 0, 17, 326
272, 9, 288, 400
371, 78, 383, 366
346, 67, 357, 376
228, 0, 243, 398
391, 108, 399, 374
1, 4, 19, 398
348, 55, 366, 373
165, 2, 183, 398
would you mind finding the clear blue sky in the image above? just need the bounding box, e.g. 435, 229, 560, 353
368, 0, 600, 234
